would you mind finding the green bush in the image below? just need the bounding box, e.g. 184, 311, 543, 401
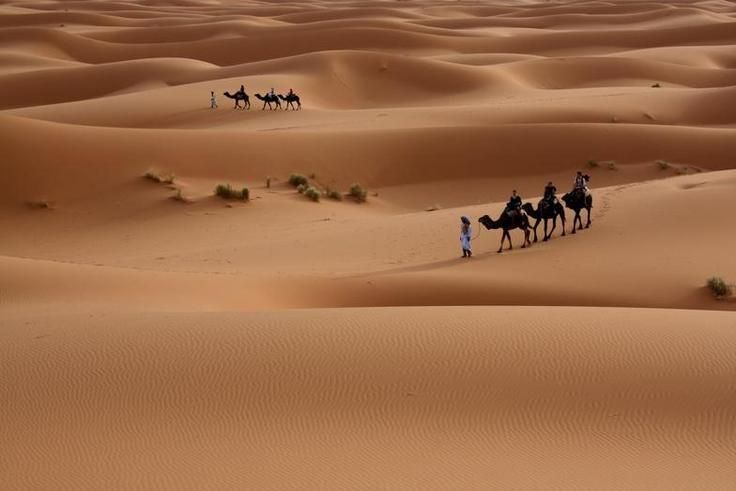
144, 170, 174, 184
326, 189, 343, 201
348, 183, 367, 203
172, 189, 186, 202
707, 277, 732, 298
304, 186, 320, 202
214, 184, 249, 201
296, 183, 307, 194
288, 174, 309, 187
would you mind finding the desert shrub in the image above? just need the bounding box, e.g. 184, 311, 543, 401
266, 177, 271, 189
309, 173, 316, 179
707, 277, 732, 298
348, 183, 367, 203
304, 186, 320, 202
326, 189, 343, 201
288, 174, 309, 187
296, 183, 307, 194
656, 160, 671, 170
587, 160, 599, 168
651, 83, 661, 88
144, 170, 174, 184
601, 160, 617, 171
214, 184, 249, 200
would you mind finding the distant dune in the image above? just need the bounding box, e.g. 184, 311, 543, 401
1, 0, 735, 487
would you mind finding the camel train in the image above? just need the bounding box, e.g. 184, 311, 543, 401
223, 86, 301, 111
477, 175, 592, 254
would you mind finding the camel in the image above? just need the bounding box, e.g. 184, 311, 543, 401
561, 189, 593, 232
522, 200, 566, 242
254, 93, 282, 111
478, 211, 532, 253
278, 93, 301, 110
223, 91, 250, 110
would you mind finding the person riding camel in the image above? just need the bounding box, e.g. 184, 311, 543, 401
573, 171, 590, 198
269, 87, 276, 98
505, 190, 522, 218
287, 88, 294, 97
543, 181, 558, 206
238, 84, 246, 97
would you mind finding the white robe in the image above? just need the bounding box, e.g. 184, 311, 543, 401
460, 225, 472, 251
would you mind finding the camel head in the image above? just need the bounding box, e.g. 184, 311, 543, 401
521, 202, 535, 214
478, 215, 495, 230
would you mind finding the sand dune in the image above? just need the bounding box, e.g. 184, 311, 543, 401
2, 0, 735, 487
2, 308, 736, 489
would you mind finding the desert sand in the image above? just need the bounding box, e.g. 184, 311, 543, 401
1, 0, 735, 488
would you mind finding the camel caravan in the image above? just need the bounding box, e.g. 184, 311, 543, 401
215, 84, 302, 111
465, 172, 593, 256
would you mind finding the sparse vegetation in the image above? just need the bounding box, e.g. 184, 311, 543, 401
266, 177, 271, 189
651, 83, 661, 88
605, 161, 617, 171
214, 184, 249, 201
309, 173, 316, 179
172, 189, 189, 203
144, 170, 174, 184
707, 277, 733, 299
348, 183, 367, 203
587, 160, 599, 168
296, 183, 307, 194
326, 189, 343, 201
656, 160, 671, 170
677, 166, 690, 175
304, 186, 321, 202
288, 174, 309, 187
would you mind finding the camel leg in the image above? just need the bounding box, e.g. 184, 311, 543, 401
561, 216, 566, 237
524, 228, 531, 248
532, 219, 540, 243
585, 208, 592, 228
498, 230, 507, 253
547, 217, 556, 241
542, 219, 549, 242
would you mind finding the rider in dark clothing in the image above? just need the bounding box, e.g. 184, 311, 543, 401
543, 181, 558, 205
505, 190, 522, 217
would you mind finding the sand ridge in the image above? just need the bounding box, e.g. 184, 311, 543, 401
2, 0, 736, 487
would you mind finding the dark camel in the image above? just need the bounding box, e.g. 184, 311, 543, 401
561, 190, 593, 232
223, 91, 250, 110
522, 200, 566, 242
255, 93, 282, 110
478, 211, 532, 253
278, 93, 301, 110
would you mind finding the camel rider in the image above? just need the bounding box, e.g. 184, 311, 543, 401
543, 181, 557, 205
270, 87, 276, 98
505, 190, 522, 218
288, 88, 294, 97
574, 171, 590, 197
238, 84, 245, 96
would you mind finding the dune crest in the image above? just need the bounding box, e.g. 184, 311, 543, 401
2, 0, 735, 487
